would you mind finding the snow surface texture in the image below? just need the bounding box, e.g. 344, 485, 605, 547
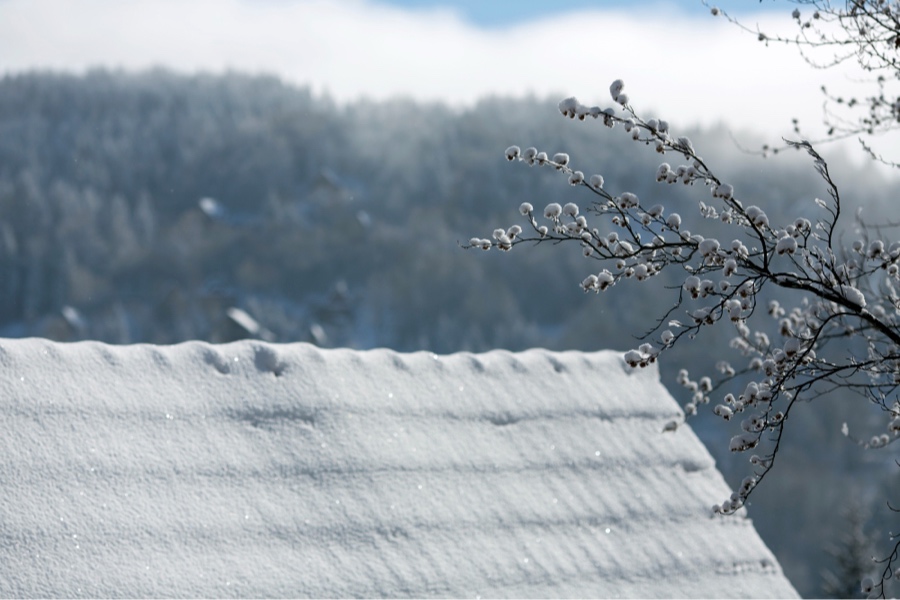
0, 339, 797, 598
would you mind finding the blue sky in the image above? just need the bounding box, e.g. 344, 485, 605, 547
375, 0, 770, 25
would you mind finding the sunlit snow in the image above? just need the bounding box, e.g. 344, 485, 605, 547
0, 339, 797, 597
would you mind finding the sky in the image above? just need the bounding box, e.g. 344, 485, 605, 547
367, 0, 724, 25
0, 0, 861, 143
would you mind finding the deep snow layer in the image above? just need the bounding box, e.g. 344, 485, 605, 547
0, 339, 797, 598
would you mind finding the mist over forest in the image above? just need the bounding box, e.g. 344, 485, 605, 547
0, 69, 896, 596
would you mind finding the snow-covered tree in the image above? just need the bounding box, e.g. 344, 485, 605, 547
468, 2, 900, 596
822, 498, 876, 598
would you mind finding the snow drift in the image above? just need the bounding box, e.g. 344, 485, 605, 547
0, 339, 797, 597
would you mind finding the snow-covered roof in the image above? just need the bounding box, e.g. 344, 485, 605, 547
0, 339, 797, 598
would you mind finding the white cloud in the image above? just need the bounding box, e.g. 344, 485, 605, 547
0, 0, 863, 139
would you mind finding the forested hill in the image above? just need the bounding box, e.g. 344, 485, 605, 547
0, 69, 896, 595
0, 69, 613, 348
0, 69, 875, 353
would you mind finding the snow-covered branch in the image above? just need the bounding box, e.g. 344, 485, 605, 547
708, 1, 900, 166
467, 75, 900, 597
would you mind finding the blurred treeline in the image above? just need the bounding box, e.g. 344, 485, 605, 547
0, 69, 897, 596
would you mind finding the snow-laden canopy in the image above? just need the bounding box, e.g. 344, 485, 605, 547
0, 339, 797, 598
